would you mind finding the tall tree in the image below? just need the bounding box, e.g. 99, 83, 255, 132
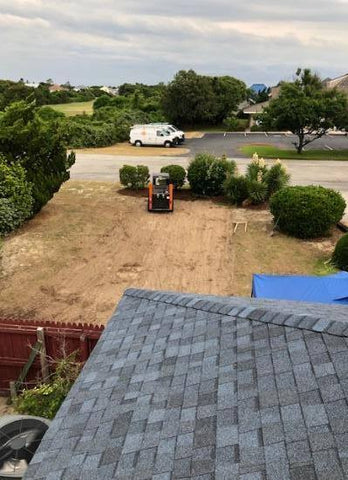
0, 101, 75, 213
162, 70, 246, 126
162, 70, 215, 126
260, 69, 348, 153
211, 76, 247, 123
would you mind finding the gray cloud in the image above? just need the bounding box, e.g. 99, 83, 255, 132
0, 0, 347, 86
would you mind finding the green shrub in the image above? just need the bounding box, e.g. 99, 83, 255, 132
265, 161, 290, 197
223, 175, 249, 205
223, 116, 247, 132
136, 165, 150, 188
37, 106, 65, 122
15, 354, 81, 420
93, 95, 112, 110
60, 107, 153, 149
0, 199, 19, 234
325, 189, 348, 224
247, 179, 268, 205
332, 233, 348, 271
61, 117, 120, 148
0, 157, 33, 234
250, 124, 264, 132
120, 165, 137, 188
245, 154, 268, 182
236, 154, 289, 205
0, 101, 75, 214
160, 165, 186, 189
119, 165, 149, 189
270, 186, 346, 239
187, 153, 236, 196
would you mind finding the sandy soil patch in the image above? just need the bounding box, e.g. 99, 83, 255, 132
75, 142, 190, 156
0, 182, 338, 326
185, 131, 205, 139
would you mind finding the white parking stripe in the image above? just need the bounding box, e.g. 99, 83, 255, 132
325, 145, 334, 151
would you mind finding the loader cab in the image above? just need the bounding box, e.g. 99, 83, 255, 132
148, 173, 174, 212
153, 174, 170, 187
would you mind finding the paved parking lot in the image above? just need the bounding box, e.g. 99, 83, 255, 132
185, 132, 348, 157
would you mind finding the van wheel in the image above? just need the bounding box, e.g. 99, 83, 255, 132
164, 141, 172, 148
135, 140, 142, 147
173, 137, 179, 145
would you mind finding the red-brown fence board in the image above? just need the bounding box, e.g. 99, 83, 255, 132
0, 318, 104, 395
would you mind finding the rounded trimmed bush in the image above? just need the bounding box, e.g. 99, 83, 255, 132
332, 233, 348, 271
270, 186, 346, 239
120, 165, 137, 188
187, 153, 236, 196
120, 165, 149, 189
135, 165, 150, 189
160, 165, 186, 189
223, 175, 249, 205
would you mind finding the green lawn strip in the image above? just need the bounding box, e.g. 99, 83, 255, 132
240, 145, 348, 161
49, 101, 94, 117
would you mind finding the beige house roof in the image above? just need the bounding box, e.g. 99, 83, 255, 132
243, 100, 269, 115
49, 84, 67, 92
324, 73, 348, 94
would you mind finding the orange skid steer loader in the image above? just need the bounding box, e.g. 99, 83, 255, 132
148, 173, 174, 212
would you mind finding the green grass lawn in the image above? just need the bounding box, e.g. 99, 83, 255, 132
49, 100, 94, 116
240, 145, 348, 160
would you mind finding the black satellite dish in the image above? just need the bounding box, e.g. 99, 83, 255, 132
0, 415, 50, 479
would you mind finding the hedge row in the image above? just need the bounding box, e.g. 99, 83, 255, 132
0, 157, 33, 234
120, 153, 346, 240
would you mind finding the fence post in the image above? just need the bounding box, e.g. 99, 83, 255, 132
37, 327, 49, 382
80, 334, 88, 362
9, 381, 17, 403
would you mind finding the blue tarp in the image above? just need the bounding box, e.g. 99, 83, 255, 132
252, 272, 348, 304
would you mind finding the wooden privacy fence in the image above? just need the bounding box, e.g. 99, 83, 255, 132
0, 318, 104, 395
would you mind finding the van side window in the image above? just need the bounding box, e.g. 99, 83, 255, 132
156, 130, 163, 137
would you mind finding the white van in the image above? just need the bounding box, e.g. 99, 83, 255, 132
148, 123, 185, 144
130, 126, 178, 148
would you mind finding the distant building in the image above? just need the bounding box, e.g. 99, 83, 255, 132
324, 73, 348, 96
73, 85, 88, 92
49, 84, 67, 93
243, 85, 280, 129
244, 73, 348, 130
24, 82, 40, 89
250, 83, 267, 94
269, 85, 280, 99
100, 85, 119, 96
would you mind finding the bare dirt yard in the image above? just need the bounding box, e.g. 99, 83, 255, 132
76, 142, 190, 157
0, 181, 340, 326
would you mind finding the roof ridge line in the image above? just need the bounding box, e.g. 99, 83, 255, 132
124, 288, 348, 338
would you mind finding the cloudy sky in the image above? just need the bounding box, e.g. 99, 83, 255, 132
0, 0, 347, 87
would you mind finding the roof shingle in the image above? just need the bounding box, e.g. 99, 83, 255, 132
24, 289, 348, 480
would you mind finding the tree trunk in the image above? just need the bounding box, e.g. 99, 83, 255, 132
296, 131, 305, 154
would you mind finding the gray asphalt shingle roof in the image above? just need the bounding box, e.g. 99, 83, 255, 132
24, 288, 348, 480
